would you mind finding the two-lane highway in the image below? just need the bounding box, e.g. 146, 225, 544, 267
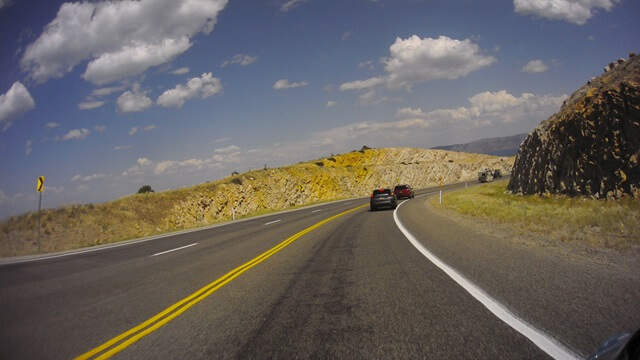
1, 183, 638, 359
0, 199, 366, 359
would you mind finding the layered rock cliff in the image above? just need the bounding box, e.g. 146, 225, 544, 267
508, 53, 640, 198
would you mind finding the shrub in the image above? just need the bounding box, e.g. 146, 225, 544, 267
137, 185, 155, 194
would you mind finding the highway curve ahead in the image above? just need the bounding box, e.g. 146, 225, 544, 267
1, 183, 639, 359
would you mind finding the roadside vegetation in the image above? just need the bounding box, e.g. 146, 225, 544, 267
439, 180, 640, 250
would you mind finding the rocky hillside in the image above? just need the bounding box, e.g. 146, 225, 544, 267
508, 53, 640, 199
1, 147, 513, 257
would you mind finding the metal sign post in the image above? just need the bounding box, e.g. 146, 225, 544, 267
439, 176, 443, 205
231, 193, 236, 221
36, 176, 44, 253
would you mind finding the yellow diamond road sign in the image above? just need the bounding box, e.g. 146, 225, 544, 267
37, 176, 45, 192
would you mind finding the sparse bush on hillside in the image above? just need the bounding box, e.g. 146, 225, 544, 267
327, 157, 337, 162
230, 177, 243, 185
315, 161, 324, 167
137, 185, 154, 194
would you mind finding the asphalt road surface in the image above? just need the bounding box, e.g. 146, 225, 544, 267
1, 182, 638, 359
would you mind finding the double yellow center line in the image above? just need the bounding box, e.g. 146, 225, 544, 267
75, 204, 367, 359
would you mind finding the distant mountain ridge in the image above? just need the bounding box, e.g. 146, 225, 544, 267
432, 134, 527, 156
432, 133, 528, 156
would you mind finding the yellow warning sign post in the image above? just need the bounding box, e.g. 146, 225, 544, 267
36, 176, 44, 253
37, 176, 45, 192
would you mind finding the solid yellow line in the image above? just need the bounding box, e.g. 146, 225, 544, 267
75, 204, 367, 360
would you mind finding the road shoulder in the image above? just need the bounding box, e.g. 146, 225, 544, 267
395, 195, 640, 357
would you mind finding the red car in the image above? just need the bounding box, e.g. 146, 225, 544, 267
393, 184, 414, 199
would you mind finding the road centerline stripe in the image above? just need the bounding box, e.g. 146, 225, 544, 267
393, 196, 580, 360
75, 203, 367, 360
264, 219, 281, 226
150, 243, 197, 257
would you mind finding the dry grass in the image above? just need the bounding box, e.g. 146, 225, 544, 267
438, 181, 640, 250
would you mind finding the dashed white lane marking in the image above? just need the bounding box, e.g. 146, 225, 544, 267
264, 219, 282, 226
393, 198, 580, 360
151, 243, 198, 257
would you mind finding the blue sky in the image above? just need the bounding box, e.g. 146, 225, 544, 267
0, 0, 638, 218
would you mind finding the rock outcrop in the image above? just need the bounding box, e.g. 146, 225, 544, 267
508, 53, 640, 199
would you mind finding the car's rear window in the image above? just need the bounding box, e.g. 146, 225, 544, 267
394, 185, 408, 190
373, 189, 392, 196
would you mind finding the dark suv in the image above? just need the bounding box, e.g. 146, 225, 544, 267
370, 188, 397, 211
393, 184, 414, 199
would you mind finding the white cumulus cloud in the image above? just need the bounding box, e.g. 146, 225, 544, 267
157, 72, 223, 108
137, 157, 152, 166
0, 82, 35, 131
57, 128, 90, 141
521, 59, 549, 73
513, 0, 619, 25
396, 90, 566, 129
273, 79, 308, 90
340, 35, 495, 93
20, 0, 229, 84
117, 84, 152, 113
383, 35, 497, 91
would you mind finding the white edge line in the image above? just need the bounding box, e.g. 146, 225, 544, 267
393, 195, 580, 360
1, 197, 363, 266
264, 219, 282, 226
151, 243, 197, 257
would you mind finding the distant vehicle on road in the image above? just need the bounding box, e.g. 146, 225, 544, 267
370, 188, 397, 211
393, 184, 415, 199
493, 169, 502, 178
478, 169, 494, 183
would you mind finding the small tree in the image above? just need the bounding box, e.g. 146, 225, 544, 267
137, 185, 154, 194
